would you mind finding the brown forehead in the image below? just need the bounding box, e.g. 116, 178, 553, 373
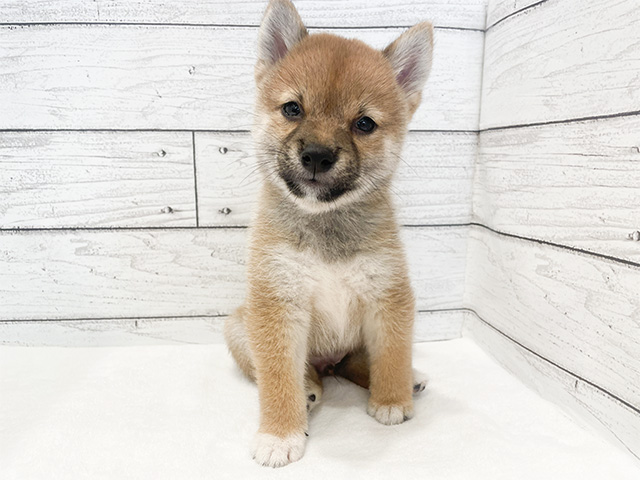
266, 34, 400, 115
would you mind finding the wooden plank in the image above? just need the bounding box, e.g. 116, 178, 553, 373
0, 131, 196, 228
0, 317, 225, 347
464, 227, 640, 411
403, 227, 467, 311
465, 314, 640, 462
486, 0, 545, 28
0, 226, 467, 320
1, 0, 489, 30
0, 25, 482, 131
195, 131, 475, 227
475, 116, 640, 264
0, 309, 463, 347
480, 0, 640, 129
0, 228, 248, 320
413, 309, 465, 342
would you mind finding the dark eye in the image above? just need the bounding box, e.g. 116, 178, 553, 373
354, 116, 376, 133
282, 101, 302, 118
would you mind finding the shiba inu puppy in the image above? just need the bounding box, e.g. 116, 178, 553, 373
224, 0, 433, 467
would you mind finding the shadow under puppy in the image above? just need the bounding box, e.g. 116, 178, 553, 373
224, 0, 433, 468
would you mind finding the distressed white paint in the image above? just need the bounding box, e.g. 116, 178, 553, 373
0, 228, 248, 320
0, 317, 226, 347
1, 0, 489, 29
475, 116, 640, 263
413, 309, 466, 342
464, 314, 640, 461
196, 131, 475, 227
481, 0, 640, 129
464, 227, 640, 410
485, 0, 543, 28
0, 26, 482, 131
0, 310, 463, 347
0, 131, 196, 228
466, 0, 640, 463
0, 226, 467, 320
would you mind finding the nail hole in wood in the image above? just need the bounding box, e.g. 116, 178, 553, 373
219, 207, 232, 215
219, 147, 228, 154
628, 230, 640, 241
157, 149, 167, 157
161, 206, 174, 214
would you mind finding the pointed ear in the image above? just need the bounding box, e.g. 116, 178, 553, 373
256, 0, 308, 81
383, 22, 434, 115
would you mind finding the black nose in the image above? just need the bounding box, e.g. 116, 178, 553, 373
300, 145, 336, 174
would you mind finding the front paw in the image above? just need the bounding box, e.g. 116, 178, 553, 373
367, 401, 414, 425
251, 432, 306, 467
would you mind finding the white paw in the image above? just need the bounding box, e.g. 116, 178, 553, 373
367, 402, 414, 425
251, 432, 306, 467
413, 369, 428, 395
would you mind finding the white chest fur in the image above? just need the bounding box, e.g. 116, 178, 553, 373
264, 245, 394, 355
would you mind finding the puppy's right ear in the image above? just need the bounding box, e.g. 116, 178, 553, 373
256, 0, 308, 81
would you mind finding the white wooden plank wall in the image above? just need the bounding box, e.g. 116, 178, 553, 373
2, 0, 488, 29
464, 314, 640, 461
481, 0, 640, 129
0, 27, 482, 131
468, 0, 640, 461
0, 0, 486, 345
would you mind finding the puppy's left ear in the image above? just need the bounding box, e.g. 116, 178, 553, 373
256, 0, 308, 82
383, 22, 434, 116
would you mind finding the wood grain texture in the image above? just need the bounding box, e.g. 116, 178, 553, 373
465, 314, 640, 461
0, 25, 483, 131
0, 317, 226, 347
0, 226, 467, 320
1, 0, 489, 30
195, 131, 475, 227
481, 0, 640, 129
403, 227, 467, 311
0, 310, 463, 347
413, 309, 466, 342
0, 131, 196, 228
0, 228, 248, 320
485, 0, 545, 28
474, 116, 640, 264
464, 227, 640, 412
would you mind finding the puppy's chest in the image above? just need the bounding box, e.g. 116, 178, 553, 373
274, 247, 392, 321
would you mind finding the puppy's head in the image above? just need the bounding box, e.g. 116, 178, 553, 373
254, 0, 433, 212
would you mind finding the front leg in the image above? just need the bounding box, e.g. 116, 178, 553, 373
247, 295, 310, 467
364, 284, 415, 425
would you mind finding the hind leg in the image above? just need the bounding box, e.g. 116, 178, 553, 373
334, 348, 370, 389
224, 305, 256, 380
335, 348, 427, 395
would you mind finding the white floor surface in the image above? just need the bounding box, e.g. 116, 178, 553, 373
0, 338, 638, 479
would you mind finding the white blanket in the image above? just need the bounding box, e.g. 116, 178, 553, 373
0, 338, 637, 479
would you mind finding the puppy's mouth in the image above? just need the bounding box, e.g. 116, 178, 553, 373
280, 172, 350, 203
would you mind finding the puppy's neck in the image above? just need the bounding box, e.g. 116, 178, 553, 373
257, 182, 397, 262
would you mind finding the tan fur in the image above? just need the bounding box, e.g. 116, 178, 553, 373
224, 0, 433, 467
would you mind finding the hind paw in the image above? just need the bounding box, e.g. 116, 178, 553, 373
413, 369, 428, 395
306, 382, 322, 413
